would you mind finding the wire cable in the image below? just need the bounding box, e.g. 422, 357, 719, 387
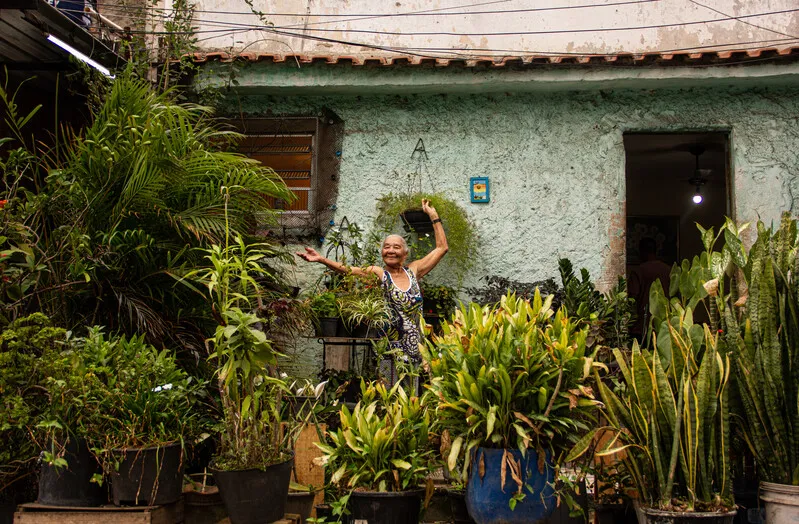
71, 6, 799, 39
82, 0, 660, 19
687, 0, 799, 40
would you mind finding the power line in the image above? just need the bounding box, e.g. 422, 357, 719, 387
75, 6, 799, 39
687, 0, 799, 40
88, 0, 659, 19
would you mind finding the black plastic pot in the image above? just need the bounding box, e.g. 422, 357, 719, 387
110, 442, 183, 506
211, 454, 293, 524
285, 491, 317, 523
595, 502, 637, 524
642, 508, 737, 524
336, 318, 352, 337
446, 488, 474, 524
400, 210, 433, 233
315, 317, 338, 337
183, 473, 227, 524
351, 323, 382, 339
349, 488, 425, 524
315, 503, 334, 519
38, 438, 107, 507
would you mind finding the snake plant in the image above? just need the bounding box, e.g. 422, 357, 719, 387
570, 286, 733, 512
422, 292, 604, 487
719, 213, 799, 485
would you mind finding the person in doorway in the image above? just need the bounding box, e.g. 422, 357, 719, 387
296, 199, 448, 384
629, 237, 672, 342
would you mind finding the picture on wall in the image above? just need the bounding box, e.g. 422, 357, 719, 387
470, 176, 490, 203
626, 215, 680, 266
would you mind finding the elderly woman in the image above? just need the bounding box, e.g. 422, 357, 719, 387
297, 199, 448, 381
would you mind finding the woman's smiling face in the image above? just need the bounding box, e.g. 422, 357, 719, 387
382, 235, 407, 267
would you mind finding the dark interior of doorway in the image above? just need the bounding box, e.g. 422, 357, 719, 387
624, 132, 730, 333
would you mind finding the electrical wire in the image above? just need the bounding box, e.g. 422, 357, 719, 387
78, 0, 660, 20
65, 1, 799, 64
67, 5, 799, 39
687, 0, 799, 40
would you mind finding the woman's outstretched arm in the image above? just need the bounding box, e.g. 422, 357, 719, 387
409, 199, 449, 279
296, 247, 381, 277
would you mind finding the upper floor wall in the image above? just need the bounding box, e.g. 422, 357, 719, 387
186, 0, 799, 59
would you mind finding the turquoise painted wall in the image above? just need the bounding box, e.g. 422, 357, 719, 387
222, 85, 799, 378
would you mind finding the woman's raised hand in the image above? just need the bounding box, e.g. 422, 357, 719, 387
296, 247, 323, 263
421, 198, 438, 218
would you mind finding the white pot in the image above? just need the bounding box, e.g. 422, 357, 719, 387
761, 481, 799, 523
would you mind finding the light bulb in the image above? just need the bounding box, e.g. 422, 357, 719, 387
692, 193, 703, 204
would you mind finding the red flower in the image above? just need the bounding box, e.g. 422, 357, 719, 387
0, 200, 7, 209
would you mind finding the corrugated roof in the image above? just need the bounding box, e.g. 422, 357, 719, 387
191, 45, 799, 68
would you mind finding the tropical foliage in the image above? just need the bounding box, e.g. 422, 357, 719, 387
717, 213, 799, 485
186, 209, 291, 470
422, 292, 603, 487
0, 73, 293, 357
315, 381, 437, 492
571, 302, 733, 511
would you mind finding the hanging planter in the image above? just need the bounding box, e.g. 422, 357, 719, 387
399, 209, 433, 233
374, 192, 478, 285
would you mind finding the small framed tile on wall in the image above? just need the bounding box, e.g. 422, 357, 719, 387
470, 176, 490, 203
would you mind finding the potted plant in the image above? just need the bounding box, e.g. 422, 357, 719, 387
187, 218, 299, 523
712, 213, 799, 522
285, 377, 328, 418
81, 328, 204, 507
570, 277, 736, 523
374, 192, 478, 285
0, 314, 108, 507
337, 273, 390, 339
309, 291, 339, 337
315, 380, 439, 524
422, 291, 603, 524
592, 465, 637, 524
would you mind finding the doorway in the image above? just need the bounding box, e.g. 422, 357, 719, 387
624, 132, 730, 335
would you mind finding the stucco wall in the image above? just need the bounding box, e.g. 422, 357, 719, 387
226, 84, 799, 377
189, 0, 799, 59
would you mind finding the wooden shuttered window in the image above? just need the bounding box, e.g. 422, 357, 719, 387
237, 133, 314, 212
228, 113, 343, 236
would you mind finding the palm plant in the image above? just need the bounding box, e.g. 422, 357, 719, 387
0, 73, 294, 356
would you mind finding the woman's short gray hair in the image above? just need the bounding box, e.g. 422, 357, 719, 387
383, 234, 409, 255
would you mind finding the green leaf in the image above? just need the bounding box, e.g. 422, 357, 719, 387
391, 459, 411, 470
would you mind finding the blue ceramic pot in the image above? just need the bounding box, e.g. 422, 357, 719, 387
465, 447, 556, 524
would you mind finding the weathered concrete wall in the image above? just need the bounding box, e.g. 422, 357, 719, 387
190, 0, 799, 59
223, 82, 799, 378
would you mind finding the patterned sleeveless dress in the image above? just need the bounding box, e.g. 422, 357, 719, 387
379, 267, 424, 382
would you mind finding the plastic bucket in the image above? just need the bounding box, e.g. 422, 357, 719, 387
760, 481, 799, 524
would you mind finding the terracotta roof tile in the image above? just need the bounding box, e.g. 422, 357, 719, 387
189, 45, 799, 68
